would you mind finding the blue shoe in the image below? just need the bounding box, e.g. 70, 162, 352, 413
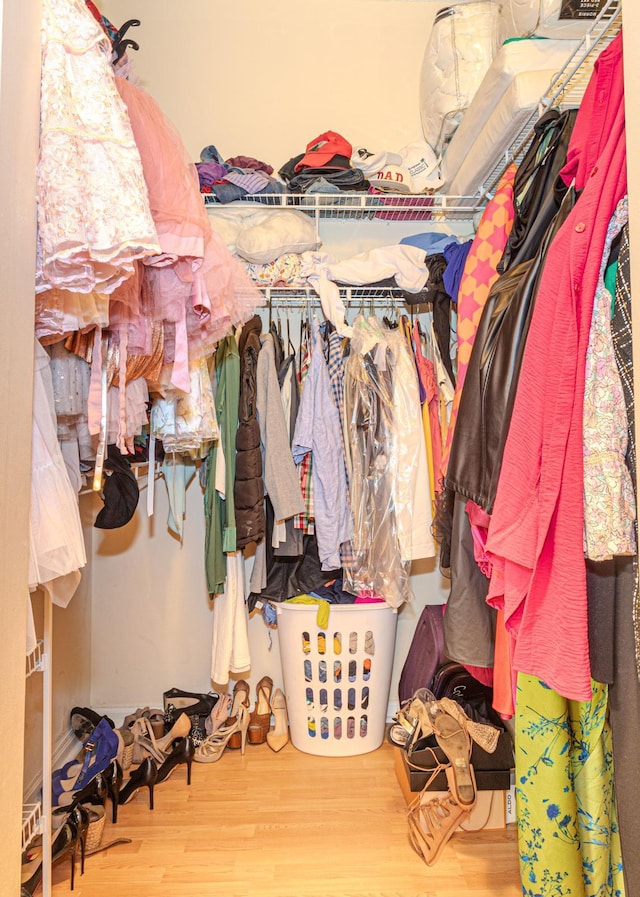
52, 719, 119, 807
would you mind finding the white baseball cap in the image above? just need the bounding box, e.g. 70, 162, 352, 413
351, 146, 403, 178
368, 164, 414, 194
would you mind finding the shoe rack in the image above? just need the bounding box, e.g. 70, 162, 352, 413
24, 590, 53, 897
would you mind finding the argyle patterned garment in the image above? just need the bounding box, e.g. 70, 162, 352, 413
441, 165, 517, 475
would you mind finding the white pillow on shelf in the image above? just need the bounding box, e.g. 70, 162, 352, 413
207, 204, 319, 264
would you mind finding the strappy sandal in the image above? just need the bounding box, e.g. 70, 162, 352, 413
387, 689, 436, 751
427, 703, 476, 809
130, 712, 191, 764
226, 680, 250, 750
205, 694, 232, 737
407, 777, 472, 866
194, 706, 250, 763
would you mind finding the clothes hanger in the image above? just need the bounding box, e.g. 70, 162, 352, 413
286, 309, 295, 358
112, 19, 141, 64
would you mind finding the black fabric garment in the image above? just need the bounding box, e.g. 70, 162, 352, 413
94, 444, 139, 529
498, 108, 577, 273
234, 315, 265, 550
445, 186, 575, 512
607, 555, 640, 897
442, 495, 496, 668
405, 253, 457, 389
247, 497, 341, 611
586, 558, 616, 684
279, 154, 369, 193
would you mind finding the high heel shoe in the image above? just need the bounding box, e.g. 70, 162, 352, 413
118, 757, 157, 810
226, 680, 250, 750
205, 693, 232, 737
194, 705, 249, 763
22, 806, 85, 893
130, 712, 191, 764
247, 676, 273, 746
155, 736, 195, 785
122, 706, 165, 739
53, 720, 120, 808
69, 706, 115, 742
266, 688, 289, 753
56, 759, 123, 825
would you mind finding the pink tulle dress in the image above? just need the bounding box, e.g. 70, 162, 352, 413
114, 75, 264, 392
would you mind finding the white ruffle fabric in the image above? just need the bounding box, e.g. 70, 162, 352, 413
36, 0, 159, 295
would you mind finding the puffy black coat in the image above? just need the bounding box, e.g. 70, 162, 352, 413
234, 315, 265, 549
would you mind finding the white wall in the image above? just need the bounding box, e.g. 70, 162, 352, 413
102, 0, 443, 167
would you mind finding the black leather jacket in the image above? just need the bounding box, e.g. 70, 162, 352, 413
445, 186, 576, 512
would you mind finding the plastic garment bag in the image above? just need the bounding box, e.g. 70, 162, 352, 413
343, 316, 411, 607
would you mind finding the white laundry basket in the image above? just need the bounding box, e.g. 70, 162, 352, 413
276, 602, 398, 757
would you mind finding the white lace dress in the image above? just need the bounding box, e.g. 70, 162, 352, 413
36, 0, 159, 295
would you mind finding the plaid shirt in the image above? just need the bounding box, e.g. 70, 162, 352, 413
324, 326, 355, 569
294, 332, 314, 534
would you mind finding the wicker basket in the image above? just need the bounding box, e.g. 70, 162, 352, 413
121, 740, 134, 771
85, 805, 106, 853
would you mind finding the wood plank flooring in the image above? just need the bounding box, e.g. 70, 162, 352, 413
50, 741, 521, 897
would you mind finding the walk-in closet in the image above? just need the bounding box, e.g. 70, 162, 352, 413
5, 1, 640, 895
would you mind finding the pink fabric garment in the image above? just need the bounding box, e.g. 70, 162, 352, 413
465, 500, 492, 579
492, 608, 515, 719
441, 166, 516, 476
413, 322, 443, 492
462, 664, 494, 688
115, 76, 263, 390
485, 32, 626, 702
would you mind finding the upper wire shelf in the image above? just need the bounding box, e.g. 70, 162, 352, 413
205, 191, 484, 221
203, 0, 621, 223
478, 0, 622, 198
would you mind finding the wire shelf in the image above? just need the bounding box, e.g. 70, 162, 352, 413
255, 285, 418, 306
205, 191, 484, 221
22, 802, 42, 851
25, 639, 45, 678
479, 0, 622, 198
78, 461, 163, 497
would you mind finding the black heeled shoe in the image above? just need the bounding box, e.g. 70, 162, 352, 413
103, 759, 124, 823
53, 804, 90, 875
118, 757, 157, 810
155, 736, 195, 786
22, 807, 85, 893
56, 758, 123, 824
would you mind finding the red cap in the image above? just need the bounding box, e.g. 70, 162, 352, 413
294, 131, 353, 172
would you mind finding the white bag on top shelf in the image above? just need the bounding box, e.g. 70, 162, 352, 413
419, 0, 504, 156
502, 0, 607, 40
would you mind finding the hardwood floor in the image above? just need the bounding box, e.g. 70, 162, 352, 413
51, 741, 522, 897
